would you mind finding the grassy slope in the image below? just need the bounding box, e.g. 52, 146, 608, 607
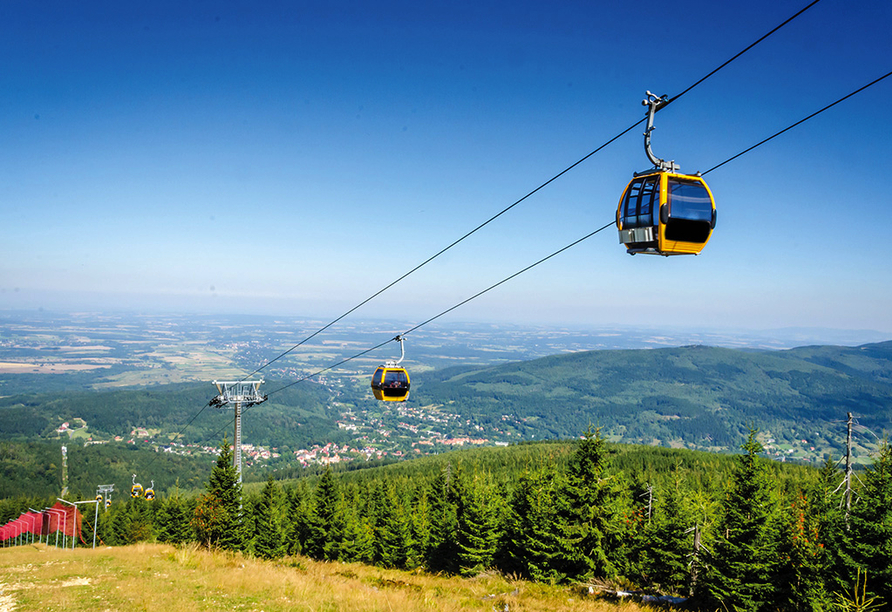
0, 543, 649, 612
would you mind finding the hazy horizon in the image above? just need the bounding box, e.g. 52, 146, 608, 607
2, 307, 889, 352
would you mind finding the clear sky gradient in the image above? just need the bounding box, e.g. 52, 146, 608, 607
2, 0, 891, 337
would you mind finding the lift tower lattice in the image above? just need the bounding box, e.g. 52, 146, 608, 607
210, 380, 267, 483
97, 484, 114, 509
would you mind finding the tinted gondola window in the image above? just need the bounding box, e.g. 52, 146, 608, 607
666, 180, 713, 243
384, 370, 408, 387
622, 177, 659, 228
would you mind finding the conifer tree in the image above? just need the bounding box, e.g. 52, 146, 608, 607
427, 464, 460, 573
366, 480, 387, 560
770, 456, 847, 611
107, 501, 131, 546
192, 438, 244, 550
558, 426, 614, 581
604, 470, 642, 579
775, 490, 832, 612
697, 429, 781, 612
154, 497, 173, 543
810, 456, 847, 594
306, 467, 343, 560
640, 480, 693, 595
618, 470, 650, 575
374, 480, 410, 568
456, 472, 500, 576
406, 484, 432, 568
842, 440, 892, 606
253, 475, 285, 560
283, 482, 312, 556
499, 468, 564, 582
156, 482, 193, 545
105, 500, 130, 546
110, 498, 153, 544
339, 494, 376, 564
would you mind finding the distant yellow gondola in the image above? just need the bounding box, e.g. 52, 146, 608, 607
617, 91, 716, 256
371, 336, 410, 402
131, 474, 143, 499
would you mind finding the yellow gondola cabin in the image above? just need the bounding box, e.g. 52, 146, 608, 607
371, 365, 411, 402
616, 170, 715, 256
371, 335, 410, 402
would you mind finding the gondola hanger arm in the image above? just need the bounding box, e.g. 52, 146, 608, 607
642, 91, 679, 172
392, 335, 406, 365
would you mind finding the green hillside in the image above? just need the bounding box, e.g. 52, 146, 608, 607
0, 441, 222, 500
0, 379, 339, 450
412, 341, 892, 455
308, 437, 820, 498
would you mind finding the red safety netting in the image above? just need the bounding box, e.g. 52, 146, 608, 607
1, 503, 81, 544
47, 502, 81, 538
0, 520, 22, 541
23, 511, 42, 535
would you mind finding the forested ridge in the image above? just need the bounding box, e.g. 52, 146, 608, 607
413, 341, 892, 449
0, 380, 333, 447
0, 442, 215, 499
2, 341, 890, 502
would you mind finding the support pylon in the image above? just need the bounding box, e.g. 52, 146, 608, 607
210, 380, 267, 483
97, 484, 114, 509
845, 411, 853, 527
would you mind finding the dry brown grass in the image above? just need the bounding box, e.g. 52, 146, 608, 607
0, 543, 653, 612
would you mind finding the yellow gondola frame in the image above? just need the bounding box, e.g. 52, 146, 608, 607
370, 335, 410, 402
371, 365, 411, 401
616, 170, 716, 256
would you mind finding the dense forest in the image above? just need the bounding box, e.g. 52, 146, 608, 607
3, 341, 891, 610
4, 433, 889, 612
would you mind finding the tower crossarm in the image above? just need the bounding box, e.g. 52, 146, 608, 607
211, 380, 268, 407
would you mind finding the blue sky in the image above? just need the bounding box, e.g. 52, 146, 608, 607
2, 0, 891, 337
